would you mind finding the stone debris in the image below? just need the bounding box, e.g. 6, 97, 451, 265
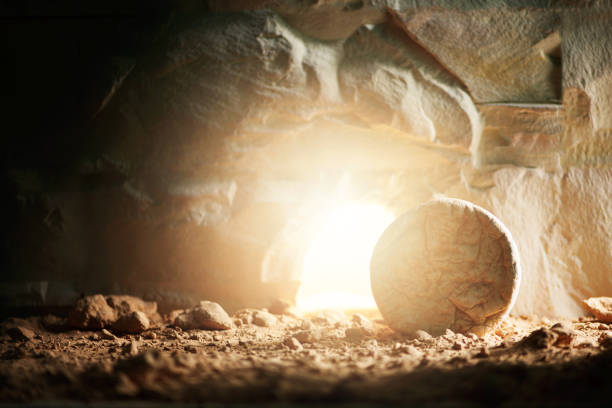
252, 310, 277, 327
232, 309, 255, 325
41, 315, 67, 332
294, 330, 321, 344
173, 301, 233, 330
415, 330, 434, 342
351, 313, 375, 335
100, 328, 117, 340
112, 311, 150, 334
583, 297, 612, 323
550, 322, 576, 348
0, 313, 611, 404
284, 337, 303, 351
345, 327, 365, 342
123, 341, 139, 356
68, 294, 116, 330
7, 326, 36, 342
268, 299, 293, 315
312, 310, 347, 326
67, 294, 160, 331
105, 295, 159, 321
301, 319, 314, 330
142, 331, 157, 340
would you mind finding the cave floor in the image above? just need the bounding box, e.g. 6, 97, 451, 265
1, 311, 612, 406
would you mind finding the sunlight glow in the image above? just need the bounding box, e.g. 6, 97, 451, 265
297, 203, 395, 311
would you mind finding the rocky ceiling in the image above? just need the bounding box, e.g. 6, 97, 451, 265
2, 0, 611, 318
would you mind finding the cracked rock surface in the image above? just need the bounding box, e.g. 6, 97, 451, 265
371, 197, 521, 336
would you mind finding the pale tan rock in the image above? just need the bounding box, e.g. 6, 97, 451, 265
583, 297, 612, 323
371, 197, 520, 336
173, 301, 233, 330
252, 310, 277, 327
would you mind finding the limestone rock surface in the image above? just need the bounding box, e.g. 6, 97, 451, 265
370, 197, 521, 336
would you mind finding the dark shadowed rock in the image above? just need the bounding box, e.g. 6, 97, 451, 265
112, 311, 150, 334
68, 294, 116, 330
7, 326, 36, 342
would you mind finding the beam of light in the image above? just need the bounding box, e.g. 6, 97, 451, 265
297, 203, 395, 312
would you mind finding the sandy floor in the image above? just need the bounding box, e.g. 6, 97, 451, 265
1, 310, 612, 406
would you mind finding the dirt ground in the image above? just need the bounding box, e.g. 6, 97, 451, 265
1, 309, 612, 406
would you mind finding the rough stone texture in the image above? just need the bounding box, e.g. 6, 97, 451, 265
67, 295, 117, 330
173, 301, 234, 330
252, 310, 278, 327
2, 1, 612, 319
454, 168, 612, 318
392, 6, 561, 103
105, 296, 158, 320
111, 311, 150, 334
583, 297, 612, 323
371, 198, 521, 336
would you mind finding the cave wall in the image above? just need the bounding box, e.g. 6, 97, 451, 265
2, 1, 611, 317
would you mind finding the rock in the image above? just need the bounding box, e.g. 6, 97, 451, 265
301, 319, 314, 330
143, 331, 157, 340
370, 198, 521, 336
517, 328, 557, 350
100, 329, 117, 340
123, 341, 139, 356
68, 294, 116, 330
41, 315, 67, 332
112, 311, 150, 334
173, 301, 233, 330
550, 322, 576, 348
232, 309, 255, 325
345, 327, 365, 342
105, 295, 159, 321
284, 337, 303, 351
312, 310, 347, 326
268, 299, 293, 315
351, 314, 375, 335
583, 297, 612, 323
252, 310, 277, 327
294, 330, 321, 344
7, 326, 35, 341
599, 332, 612, 348
415, 330, 433, 342
474, 347, 490, 358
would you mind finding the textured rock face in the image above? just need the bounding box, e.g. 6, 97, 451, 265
371, 198, 520, 336
2, 1, 612, 318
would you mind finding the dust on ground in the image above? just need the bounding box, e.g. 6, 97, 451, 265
1, 308, 612, 405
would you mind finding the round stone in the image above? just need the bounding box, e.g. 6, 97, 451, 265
370, 197, 521, 336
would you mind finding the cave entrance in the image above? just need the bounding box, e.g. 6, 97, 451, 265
296, 203, 395, 312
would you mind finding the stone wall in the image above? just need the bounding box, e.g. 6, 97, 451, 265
2, 1, 611, 317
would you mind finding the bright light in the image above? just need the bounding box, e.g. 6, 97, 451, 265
297, 203, 395, 311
